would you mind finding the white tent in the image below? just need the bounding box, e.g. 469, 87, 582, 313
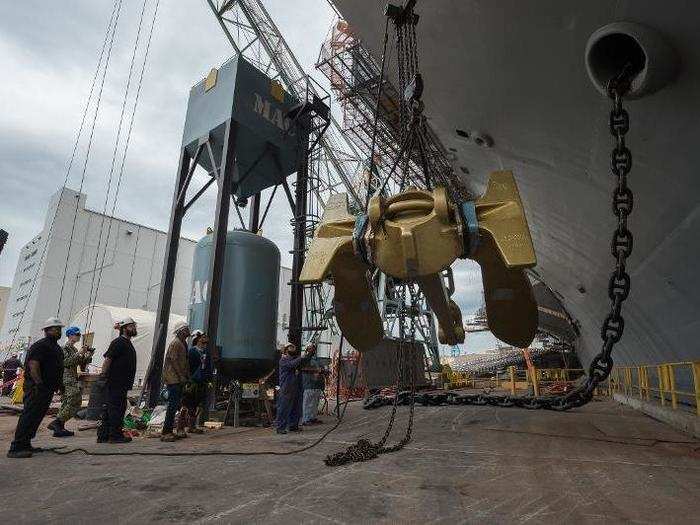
69, 304, 186, 388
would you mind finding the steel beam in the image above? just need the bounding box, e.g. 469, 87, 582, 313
205, 120, 238, 364
145, 147, 192, 407
288, 149, 309, 350
248, 191, 261, 233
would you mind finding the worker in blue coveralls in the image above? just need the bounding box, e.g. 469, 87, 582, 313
275, 342, 316, 434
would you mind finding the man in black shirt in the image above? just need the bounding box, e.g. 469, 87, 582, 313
7, 317, 65, 459
97, 316, 138, 444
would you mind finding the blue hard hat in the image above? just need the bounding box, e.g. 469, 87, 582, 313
65, 326, 81, 337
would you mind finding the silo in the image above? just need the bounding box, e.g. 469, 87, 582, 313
189, 230, 280, 381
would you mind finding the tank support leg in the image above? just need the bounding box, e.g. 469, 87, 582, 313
248, 192, 261, 233
146, 145, 193, 407
205, 120, 239, 367
288, 150, 308, 350
145, 120, 239, 407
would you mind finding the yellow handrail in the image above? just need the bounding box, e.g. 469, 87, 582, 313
607, 361, 700, 416
441, 361, 699, 417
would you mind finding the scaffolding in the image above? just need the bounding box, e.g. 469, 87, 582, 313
316, 20, 467, 200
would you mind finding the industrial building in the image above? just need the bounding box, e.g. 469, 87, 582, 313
0, 186, 292, 349
0, 287, 9, 336
0, 187, 195, 346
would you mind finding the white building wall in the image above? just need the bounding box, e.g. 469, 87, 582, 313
1, 188, 196, 345
0, 287, 9, 335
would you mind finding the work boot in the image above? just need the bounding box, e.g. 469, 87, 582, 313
276, 428, 288, 435
175, 430, 188, 439
108, 435, 132, 444
289, 427, 302, 432
51, 419, 75, 438
7, 449, 32, 459
188, 427, 204, 434
160, 432, 177, 442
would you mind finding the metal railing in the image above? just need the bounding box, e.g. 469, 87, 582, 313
606, 361, 700, 415
441, 361, 700, 416
441, 366, 586, 397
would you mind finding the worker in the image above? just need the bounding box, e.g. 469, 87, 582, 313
275, 342, 315, 434
2, 353, 22, 396
48, 326, 94, 437
161, 321, 191, 442
301, 346, 325, 426
181, 330, 212, 434
7, 317, 65, 459
97, 317, 137, 444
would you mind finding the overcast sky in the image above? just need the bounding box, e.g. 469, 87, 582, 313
0, 0, 486, 335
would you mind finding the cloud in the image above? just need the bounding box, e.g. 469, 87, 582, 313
0, 0, 333, 283
0, 1, 485, 333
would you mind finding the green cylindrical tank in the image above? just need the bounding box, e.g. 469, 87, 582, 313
189, 230, 280, 381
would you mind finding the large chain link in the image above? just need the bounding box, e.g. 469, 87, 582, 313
325, 283, 419, 466
551, 65, 636, 410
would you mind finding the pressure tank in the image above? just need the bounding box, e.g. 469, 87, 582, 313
189, 230, 280, 381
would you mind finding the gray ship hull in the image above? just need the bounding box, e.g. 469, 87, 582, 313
332, 0, 700, 368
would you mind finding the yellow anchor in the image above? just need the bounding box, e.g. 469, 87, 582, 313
300, 170, 537, 351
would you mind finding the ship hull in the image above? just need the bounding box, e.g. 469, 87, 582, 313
333, 0, 700, 368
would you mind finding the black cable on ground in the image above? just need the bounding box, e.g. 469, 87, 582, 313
48, 414, 346, 458
49, 339, 360, 459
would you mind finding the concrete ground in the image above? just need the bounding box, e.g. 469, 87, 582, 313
1, 399, 699, 524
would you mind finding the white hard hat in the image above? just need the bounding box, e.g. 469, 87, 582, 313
191, 329, 204, 338
42, 317, 65, 330
116, 316, 136, 328
172, 321, 190, 334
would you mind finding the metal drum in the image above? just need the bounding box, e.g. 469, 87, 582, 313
190, 230, 280, 381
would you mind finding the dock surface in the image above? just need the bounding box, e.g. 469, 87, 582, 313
1, 400, 699, 523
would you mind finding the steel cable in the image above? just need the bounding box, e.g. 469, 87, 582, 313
86, 0, 160, 332
56, 0, 124, 321
1, 0, 122, 357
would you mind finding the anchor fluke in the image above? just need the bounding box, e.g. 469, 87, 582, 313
299, 171, 538, 351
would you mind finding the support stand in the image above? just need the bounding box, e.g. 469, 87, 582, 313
145, 121, 239, 408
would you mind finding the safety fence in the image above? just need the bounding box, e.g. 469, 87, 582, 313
441, 361, 700, 416
605, 361, 700, 416
442, 366, 586, 397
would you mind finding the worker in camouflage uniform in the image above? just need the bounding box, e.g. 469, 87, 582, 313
47, 326, 93, 437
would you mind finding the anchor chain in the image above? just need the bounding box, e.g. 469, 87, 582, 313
324, 283, 418, 466
363, 66, 637, 412
551, 65, 636, 409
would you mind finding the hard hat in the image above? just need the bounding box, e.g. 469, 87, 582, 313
191, 329, 205, 344
42, 317, 65, 330
65, 326, 81, 337
116, 316, 136, 328
172, 321, 190, 334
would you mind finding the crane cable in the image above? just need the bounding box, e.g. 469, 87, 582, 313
1, 0, 123, 357
85, 0, 160, 333
55, 0, 124, 318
